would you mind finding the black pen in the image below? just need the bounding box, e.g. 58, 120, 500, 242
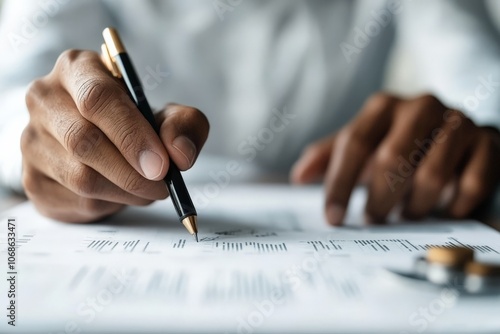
101, 27, 198, 242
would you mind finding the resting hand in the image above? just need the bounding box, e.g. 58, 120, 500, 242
292, 93, 500, 225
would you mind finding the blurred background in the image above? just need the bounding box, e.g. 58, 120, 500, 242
386, 0, 500, 95
1, 0, 500, 223
1, 0, 499, 95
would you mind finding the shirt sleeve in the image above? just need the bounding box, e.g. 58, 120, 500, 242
394, 0, 500, 129
0, 0, 116, 192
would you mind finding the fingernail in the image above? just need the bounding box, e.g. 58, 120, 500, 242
326, 204, 345, 226
139, 150, 164, 180
172, 136, 197, 168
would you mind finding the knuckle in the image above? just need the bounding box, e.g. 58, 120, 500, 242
20, 125, 37, 155
53, 162, 69, 186
183, 106, 202, 117
192, 108, 210, 136
442, 109, 468, 131
415, 167, 446, 192
69, 164, 99, 197
122, 171, 146, 194
413, 94, 445, 115
462, 120, 477, 141
364, 92, 396, 115
336, 126, 374, 158
165, 105, 210, 140
55, 49, 99, 72
56, 49, 83, 68
455, 114, 473, 132
64, 120, 102, 160
341, 125, 367, 147
447, 109, 467, 120
117, 121, 143, 155
77, 78, 115, 120
25, 79, 49, 113
186, 106, 208, 123
416, 94, 441, 107
374, 144, 401, 172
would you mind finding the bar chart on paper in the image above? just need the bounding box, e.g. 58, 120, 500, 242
303, 237, 500, 254
8, 215, 500, 261
1, 185, 500, 333
85, 238, 149, 252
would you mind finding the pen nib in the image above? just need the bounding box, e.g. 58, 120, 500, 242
182, 215, 198, 241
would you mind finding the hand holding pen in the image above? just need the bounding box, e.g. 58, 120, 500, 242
102, 27, 202, 239
21, 29, 209, 231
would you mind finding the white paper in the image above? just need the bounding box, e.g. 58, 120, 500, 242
1, 185, 500, 333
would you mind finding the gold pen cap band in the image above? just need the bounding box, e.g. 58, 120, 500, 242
103, 27, 126, 58
100, 43, 121, 78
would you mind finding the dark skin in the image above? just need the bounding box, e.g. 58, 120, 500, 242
291, 93, 500, 225
22, 50, 209, 223
22, 50, 500, 225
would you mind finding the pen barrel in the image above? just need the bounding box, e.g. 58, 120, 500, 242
114, 53, 159, 131
165, 165, 197, 219
113, 52, 197, 221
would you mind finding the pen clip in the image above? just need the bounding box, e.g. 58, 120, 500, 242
101, 43, 122, 78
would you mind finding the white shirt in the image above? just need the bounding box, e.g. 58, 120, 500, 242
1, 0, 500, 192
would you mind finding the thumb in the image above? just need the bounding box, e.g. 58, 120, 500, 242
157, 103, 210, 171
290, 135, 335, 184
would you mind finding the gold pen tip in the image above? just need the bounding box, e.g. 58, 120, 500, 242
182, 215, 198, 235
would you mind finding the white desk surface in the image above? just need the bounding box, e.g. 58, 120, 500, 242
3, 180, 499, 231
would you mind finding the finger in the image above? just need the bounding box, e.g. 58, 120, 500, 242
448, 132, 500, 218
366, 95, 444, 222
22, 166, 124, 223
54, 50, 169, 181
358, 156, 375, 184
21, 125, 156, 206
403, 114, 474, 218
156, 103, 210, 171
324, 93, 397, 225
290, 135, 334, 184
27, 86, 167, 200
